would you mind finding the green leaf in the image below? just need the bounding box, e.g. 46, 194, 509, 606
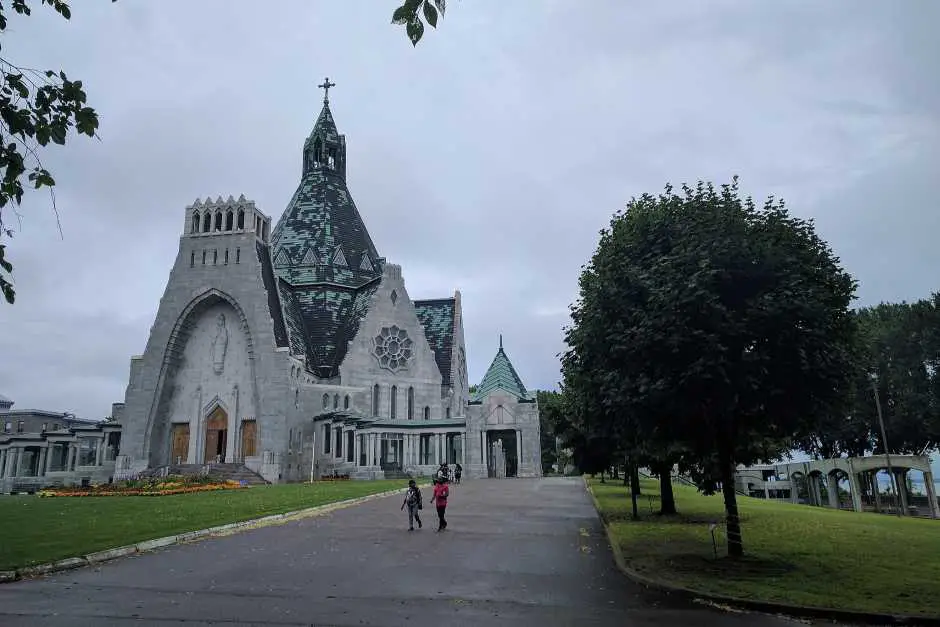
433, 0, 446, 13
423, 1, 438, 28
406, 17, 425, 46
391, 3, 413, 25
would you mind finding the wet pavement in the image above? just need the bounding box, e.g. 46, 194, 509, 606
0, 477, 817, 626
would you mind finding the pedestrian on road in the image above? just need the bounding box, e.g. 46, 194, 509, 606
454, 462, 462, 484
431, 477, 449, 531
437, 463, 449, 484
400, 479, 423, 531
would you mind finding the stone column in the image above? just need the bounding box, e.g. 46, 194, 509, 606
481, 430, 488, 477
13, 447, 24, 477
849, 472, 863, 513
895, 469, 909, 515
227, 386, 239, 463
94, 439, 103, 466
0, 450, 7, 478
374, 433, 380, 467
461, 433, 467, 467
516, 429, 522, 476
827, 475, 840, 509
37, 448, 48, 477
924, 471, 940, 519
66, 444, 76, 472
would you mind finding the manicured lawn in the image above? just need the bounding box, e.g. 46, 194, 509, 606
589, 477, 940, 617
0, 480, 404, 570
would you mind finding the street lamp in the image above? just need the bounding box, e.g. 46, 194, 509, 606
869, 372, 900, 517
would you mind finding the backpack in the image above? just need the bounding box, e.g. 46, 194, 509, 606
406, 487, 420, 507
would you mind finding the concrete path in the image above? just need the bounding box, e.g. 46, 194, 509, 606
0, 477, 815, 626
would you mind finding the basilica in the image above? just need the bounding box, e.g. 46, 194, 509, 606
111, 81, 542, 484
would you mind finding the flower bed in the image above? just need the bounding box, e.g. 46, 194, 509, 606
38, 476, 246, 497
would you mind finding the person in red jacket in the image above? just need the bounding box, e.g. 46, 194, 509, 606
431, 477, 449, 531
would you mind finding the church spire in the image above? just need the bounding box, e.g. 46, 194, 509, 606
303, 76, 346, 179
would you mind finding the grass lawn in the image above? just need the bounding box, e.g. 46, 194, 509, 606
589, 477, 940, 617
0, 480, 404, 571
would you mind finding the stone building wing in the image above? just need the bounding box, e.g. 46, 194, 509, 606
413, 298, 456, 386
472, 338, 532, 402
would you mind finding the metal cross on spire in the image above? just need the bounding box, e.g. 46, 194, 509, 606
318, 77, 336, 104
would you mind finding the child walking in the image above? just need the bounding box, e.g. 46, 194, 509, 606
432, 477, 449, 531
400, 479, 423, 531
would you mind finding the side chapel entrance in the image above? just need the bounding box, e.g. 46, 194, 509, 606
170, 423, 190, 464
240, 419, 257, 459
204, 406, 228, 463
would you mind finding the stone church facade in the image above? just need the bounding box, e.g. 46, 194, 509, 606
113, 86, 541, 483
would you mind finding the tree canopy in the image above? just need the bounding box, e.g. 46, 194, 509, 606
562, 177, 858, 556
0, 0, 112, 305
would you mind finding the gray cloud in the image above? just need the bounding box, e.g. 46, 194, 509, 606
1, 0, 937, 419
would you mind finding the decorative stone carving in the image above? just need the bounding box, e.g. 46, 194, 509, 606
372, 325, 413, 372
210, 313, 229, 375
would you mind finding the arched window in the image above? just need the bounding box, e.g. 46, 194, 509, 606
190, 251, 195, 267
446, 407, 451, 420
372, 385, 381, 417
214, 211, 223, 231
224, 248, 229, 265
191, 212, 200, 234
322, 393, 329, 410
202, 212, 211, 233
390, 385, 398, 419
423, 406, 430, 421
237, 209, 245, 230
295, 389, 299, 409
333, 394, 339, 410
344, 395, 350, 410
225, 210, 234, 231
407, 387, 414, 420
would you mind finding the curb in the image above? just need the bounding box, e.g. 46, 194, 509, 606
583, 479, 940, 626
3, 484, 422, 584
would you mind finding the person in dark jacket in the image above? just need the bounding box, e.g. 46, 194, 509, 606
400, 479, 423, 531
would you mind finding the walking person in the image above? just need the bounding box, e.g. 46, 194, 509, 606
400, 479, 423, 531
432, 477, 449, 531
454, 462, 462, 484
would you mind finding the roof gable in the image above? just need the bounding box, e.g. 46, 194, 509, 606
472, 340, 530, 401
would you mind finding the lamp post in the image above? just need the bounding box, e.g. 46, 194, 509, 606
869, 373, 900, 517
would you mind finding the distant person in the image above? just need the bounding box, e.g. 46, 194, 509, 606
454, 462, 462, 484
437, 463, 449, 483
432, 477, 450, 531
400, 479, 423, 531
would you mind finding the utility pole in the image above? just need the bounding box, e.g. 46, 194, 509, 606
870, 373, 900, 517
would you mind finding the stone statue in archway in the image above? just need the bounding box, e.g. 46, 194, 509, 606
210, 313, 229, 375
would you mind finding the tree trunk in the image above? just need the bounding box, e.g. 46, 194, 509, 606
656, 462, 677, 515
629, 462, 640, 520
623, 456, 629, 487
720, 457, 744, 557
600, 470, 605, 483
611, 465, 619, 480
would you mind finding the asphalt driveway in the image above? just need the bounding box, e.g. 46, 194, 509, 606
0, 477, 813, 626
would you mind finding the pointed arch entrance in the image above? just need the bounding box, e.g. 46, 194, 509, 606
204, 406, 228, 463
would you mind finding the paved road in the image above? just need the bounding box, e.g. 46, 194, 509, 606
0, 477, 816, 626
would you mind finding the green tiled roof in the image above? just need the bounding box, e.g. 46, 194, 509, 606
413, 298, 455, 386
268, 100, 384, 376
471, 337, 531, 402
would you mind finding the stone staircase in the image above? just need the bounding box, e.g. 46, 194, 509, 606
140, 463, 268, 485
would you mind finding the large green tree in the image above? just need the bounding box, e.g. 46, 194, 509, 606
1, 0, 107, 304
566, 177, 857, 557
851, 298, 940, 455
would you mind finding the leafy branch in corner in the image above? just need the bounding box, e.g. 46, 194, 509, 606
0, 0, 111, 304
392, 0, 447, 46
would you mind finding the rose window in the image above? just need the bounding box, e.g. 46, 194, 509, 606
373, 325, 413, 371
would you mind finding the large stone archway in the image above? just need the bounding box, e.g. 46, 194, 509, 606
144, 289, 258, 467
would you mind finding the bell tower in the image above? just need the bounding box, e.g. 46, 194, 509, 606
302, 77, 347, 179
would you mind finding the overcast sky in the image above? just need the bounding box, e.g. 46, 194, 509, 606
1, 0, 938, 422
